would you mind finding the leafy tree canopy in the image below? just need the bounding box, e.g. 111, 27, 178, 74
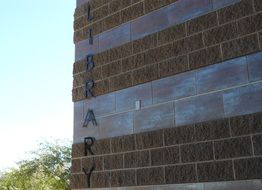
0, 140, 71, 190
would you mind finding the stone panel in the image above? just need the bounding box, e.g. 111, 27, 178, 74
134, 103, 174, 133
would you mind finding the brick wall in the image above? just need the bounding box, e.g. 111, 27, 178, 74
71, 0, 262, 189
72, 0, 262, 101
71, 112, 262, 189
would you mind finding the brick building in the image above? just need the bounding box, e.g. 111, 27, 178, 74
71, 0, 262, 189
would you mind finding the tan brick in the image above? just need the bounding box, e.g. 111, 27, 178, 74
109, 72, 132, 91
218, 0, 253, 24
133, 64, 158, 85
93, 79, 109, 96
158, 23, 186, 45
159, 55, 188, 78
122, 53, 146, 72
144, 0, 177, 13
237, 13, 262, 36
101, 12, 121, 32
121, 2, 144, 23
102, 60, 121, 78
187, 12, 218, 35
189, 45, 222, 70
203, 22, 238, 47
93, 4, 109, 22
133, 33, 157, 53
222, 34, 260, 60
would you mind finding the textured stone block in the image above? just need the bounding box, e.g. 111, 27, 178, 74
82, 156, 103, 171
93, 4, 108, 22
121, 2, 144, 23
247, 52, 262, 82
165, 164, 197, 184
104, 154, 123, 170
109, 72, 132, 91
93, 79, 110, 96
70, 174, 87, 189
214, 137, 252, 159
145, 43, 174, 65
187, 12, 218, 35
175, 92, 224, 126
181, 142, 213, 163
222, 34, 260, 60
223, 83, 262, 117
186, 33, 204, 52
122, 53, 146, 72
254, 0, 262, 11
203, 22, 238, 47
151, 146, 179, 166
131, 9, 169, 40
71, 159, 81, 173
195, 119, 230, 141
189, 45, 222, 70
253, 134, 262, 155
133, 33, 157, 54
167, 0, 212, 26
98, 112, 133, 139
137, 167, 164, 185
230, 112, 262, 136
196, 56, 248, 94
157, 23, 186, 45
108, 43, 133, 62
134, 103, 174, 133
136, 130, 163, 149
116, 83, 152, 112
234, 157, 262, 180
91, 139, 111, 156
197, 161, 234, 182
133, 64, 159, 85
218, 0, 253, 24
72, 143, 85, 158
101, 12, 121, 32
237, 13, 262, 36
111, 170, 136, 187
144, 0, 173, 13
213, 0, 241, 10
91, 172, 111, 188
101, 60, 122, 78
111, 134, 136, 153
124, 150, 150, 168
159, 55, 189, 78
153, 71, 196, 104
164, 125, 195, 145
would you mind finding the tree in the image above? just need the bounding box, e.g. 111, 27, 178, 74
0, 140, 71, 190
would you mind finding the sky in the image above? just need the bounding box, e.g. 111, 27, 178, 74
0, 0, 75, 170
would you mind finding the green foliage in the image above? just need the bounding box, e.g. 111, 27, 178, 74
0, 140, 71, 190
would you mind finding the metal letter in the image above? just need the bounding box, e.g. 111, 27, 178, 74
85, 80, 94, 98
84, 137, 95, 156
87, 3, 93, 21
83, 164, 95, 188
83, 109, 97, 127
88, 28, 93, 45
86, 54, 94, 72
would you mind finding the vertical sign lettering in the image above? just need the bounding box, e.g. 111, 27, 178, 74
83, 109, 97, 127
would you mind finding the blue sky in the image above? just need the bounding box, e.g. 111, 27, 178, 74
0, 0, 75, 169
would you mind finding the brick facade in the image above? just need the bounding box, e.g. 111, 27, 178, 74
71, 0, 262, 189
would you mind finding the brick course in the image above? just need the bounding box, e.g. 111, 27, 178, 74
73, 0, 180, 43
71, 112, 262, 189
